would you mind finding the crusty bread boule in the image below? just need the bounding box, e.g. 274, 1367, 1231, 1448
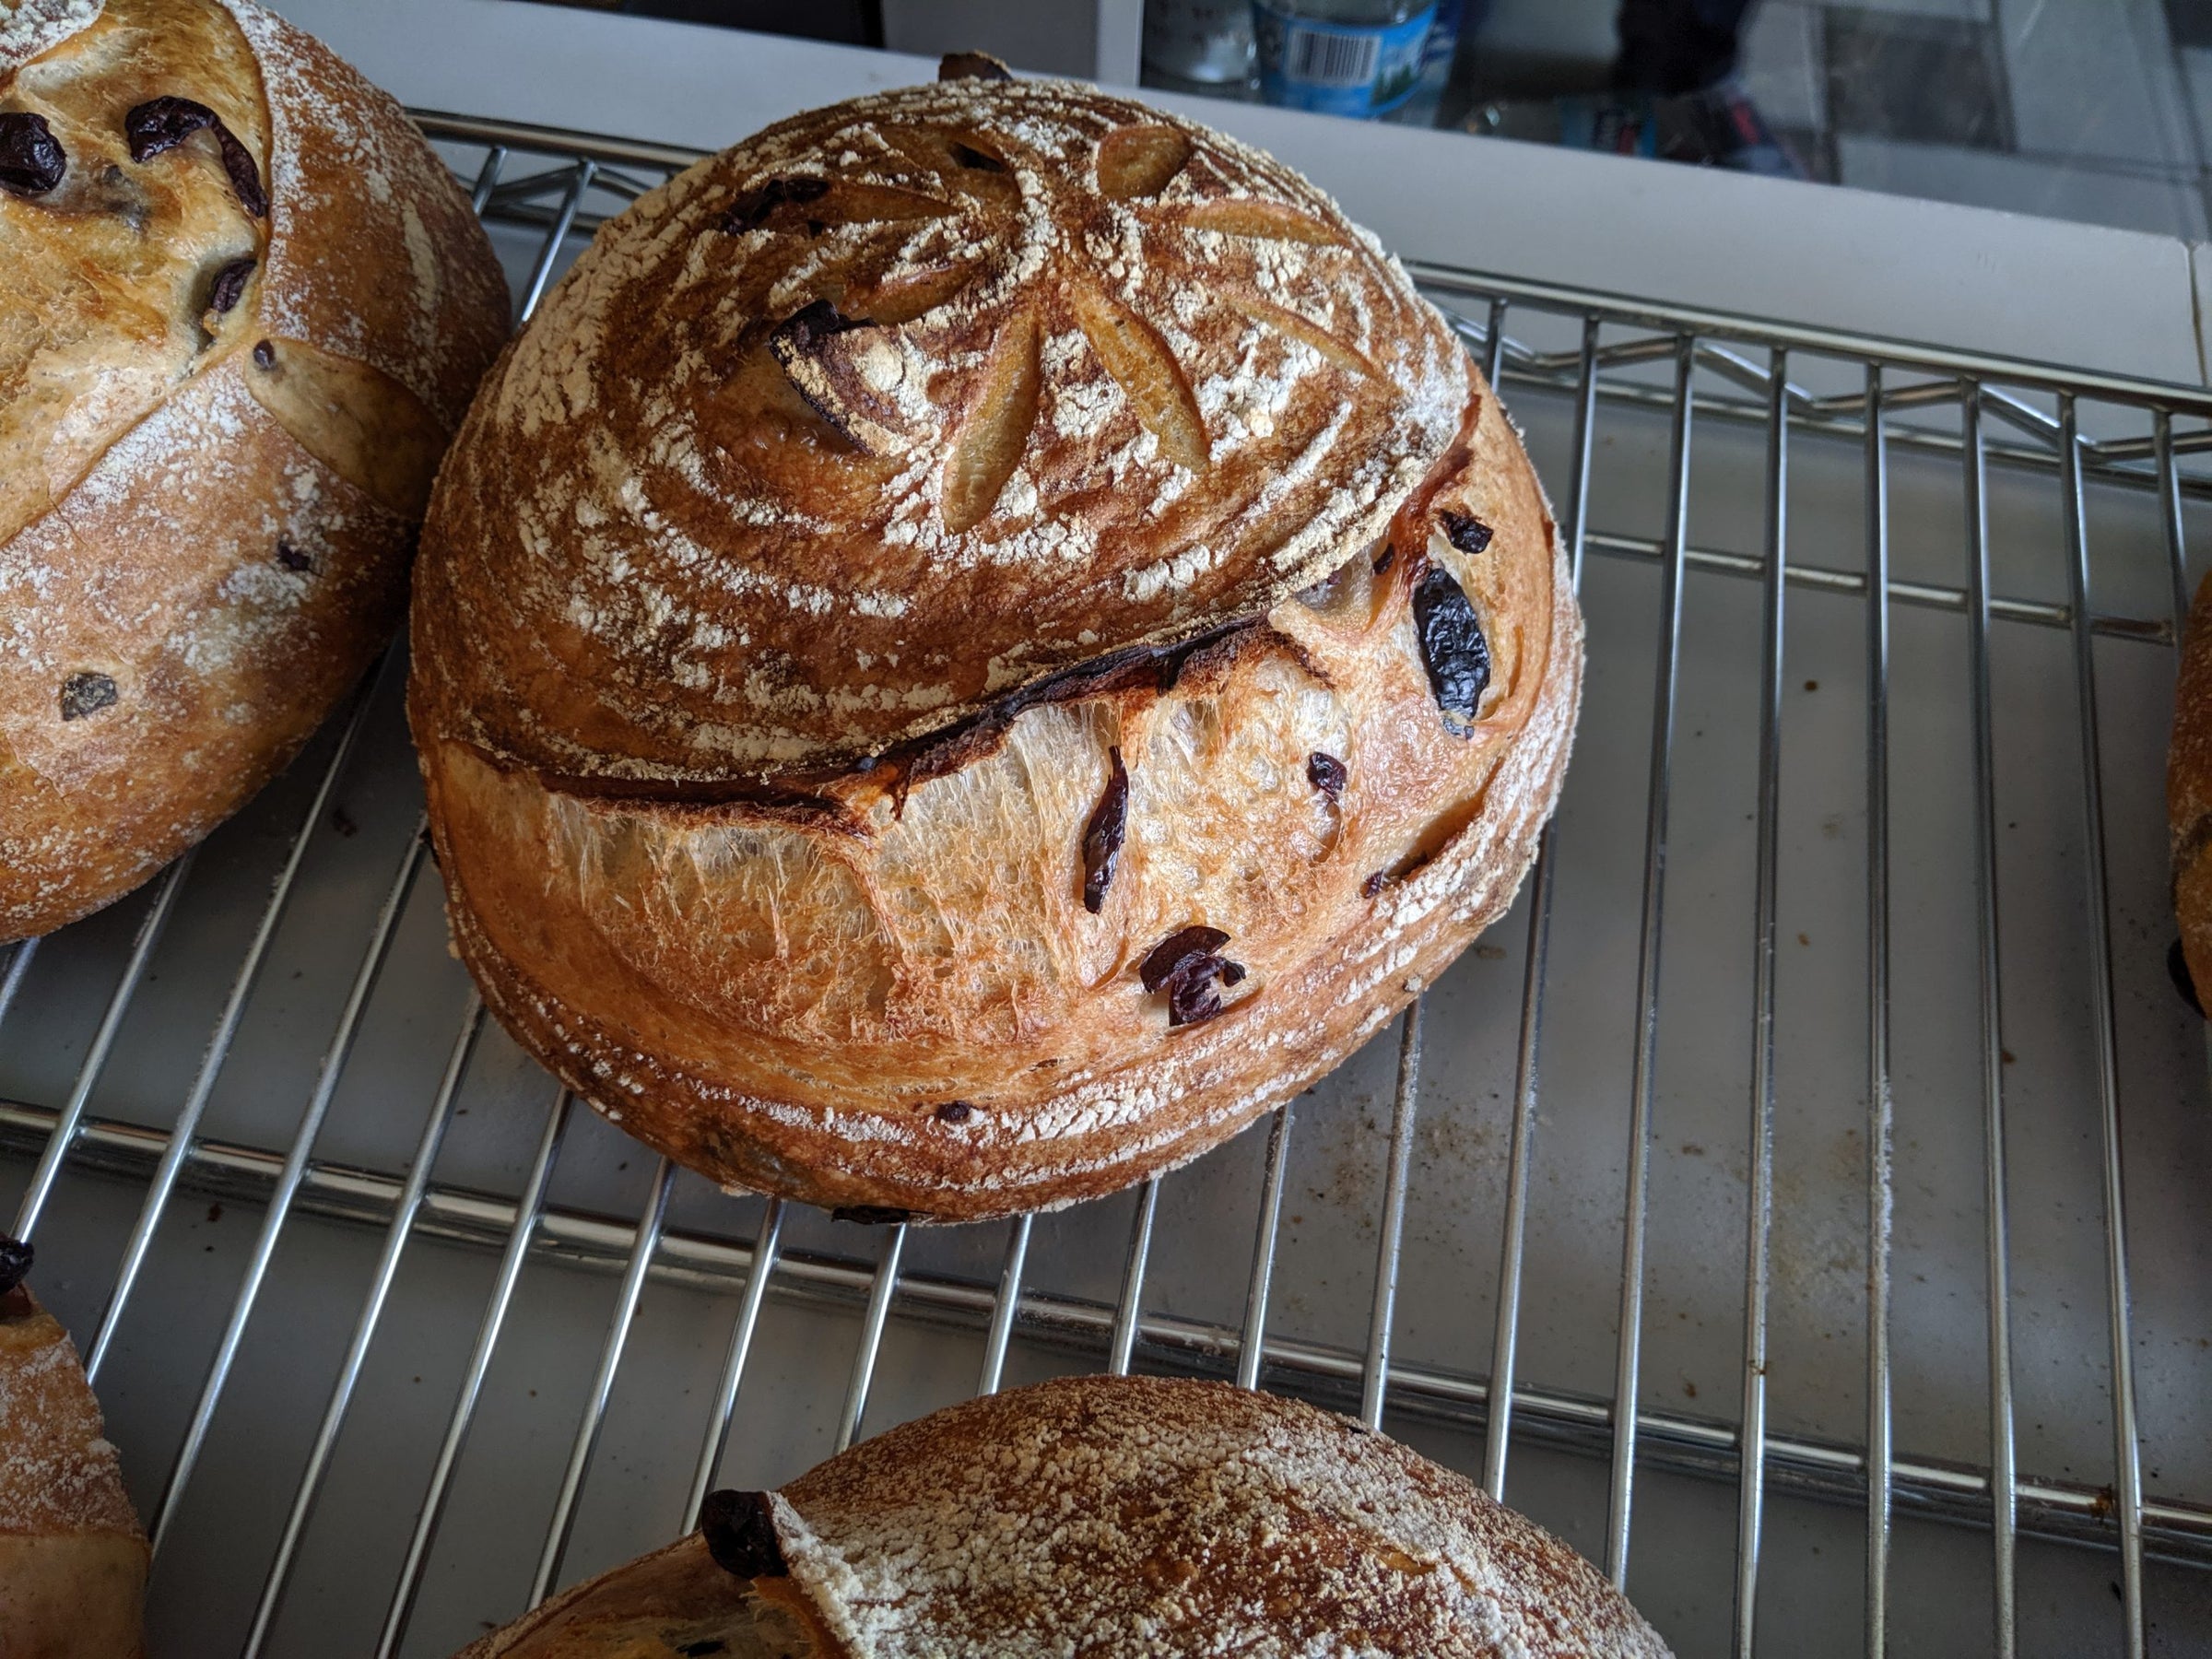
0, 0, 509, 942
411, 69, 1581, 1220
0, 1242, 147, 1659
456, 1375, 1669, 1659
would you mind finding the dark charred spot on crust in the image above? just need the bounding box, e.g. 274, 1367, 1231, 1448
206, 254, 255, 316
678, 1643, 727, 1657
0, 112, 65, 196
1139, 927, 1245, 1029
1412, 565, 1490, 734
700, 1489, 787, 1580
1362, 871, 1388, 898
2171, 939, 2204, 1018
831, 1205, 914, 1225
935, 1100, 975, 1124
1081, 746, 1129, 913
939, 50, 1014, 80
59, 672, 118, 721
1307, 751, 1347, 800
253, 337, 276, 369
949, 140, 1007, 172
275, 537, 312, 572
0, 1235, 30, 1299
124, 97, 264, 216
721, 173, 830, 233
1438, 510, 1494, 556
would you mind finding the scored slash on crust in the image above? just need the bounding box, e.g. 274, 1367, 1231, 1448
730, 111, 1392, 532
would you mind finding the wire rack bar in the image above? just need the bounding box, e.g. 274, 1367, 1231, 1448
835, 1222, 908, 1453
1485, 312, 1600, 1500
1361, 1006, 1423, 1430
147, 826, 432, 1555
0, 939, 38, 1034
685, 1197, 784, 1527
517, 159, 595, 322
243, 998, 484, 1658
2160, 411, 2194, 640
2059, 396, 2149, 1658
530, 1157, 677, 1606
9, 854, 192, 1243
1864, 362, 1897, 1659
1235, 1103, 1295, 1391
79, 667, 384, 1371
1108, 1179, 1159, 1378
376, 1088, 572, 1659
976, 1214, 1033, 1396
1607, 333, 1697, 1586
1961, 384, 2020, 1658
1733, 346, 1789, 1656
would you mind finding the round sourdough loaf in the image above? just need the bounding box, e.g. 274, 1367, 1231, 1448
0, 0, 509, 942
457, 1375, 1670, 1658
411, 65, 1582, 1220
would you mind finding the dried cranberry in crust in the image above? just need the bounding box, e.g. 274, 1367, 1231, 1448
59, 672, 117, 721
935, 1100, 975, 1124
206, 254, 255, 316
275, 537, 312, 572
1307, 751, 1347, 800
1439, 510, 1494, 556
939, 50, 1013, 80
124, 97, 264, 217
0, 1235, 29, 1298
1080, 747, 1129, 913
699, 1489, 787, 1579
253, 338, 276, 369
831, 1204, 913, 1225
721, 173, 830, 233
1139, 925, 1229, 993
1412, 565, 1491, 734
0, 112, 65, 196
1361, 871, 1388, 898
1371, 547, 1396, 577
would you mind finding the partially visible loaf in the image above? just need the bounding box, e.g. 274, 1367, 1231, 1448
2172, 571, 2212, 1011
457, 1375, 1670, 1658
0, 0, 509, 942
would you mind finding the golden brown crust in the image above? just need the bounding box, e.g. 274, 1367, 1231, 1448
2171, 570, 2212, 1008
454, 1377, 1669, 1659
0, 1289, 148, 1659
410, 76, 1471, 782
0, 0, 508, 943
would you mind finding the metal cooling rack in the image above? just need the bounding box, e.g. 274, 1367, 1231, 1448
3, 110, 2209, 1658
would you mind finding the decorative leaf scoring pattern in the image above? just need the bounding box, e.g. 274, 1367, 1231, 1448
737, 116, 1385, 532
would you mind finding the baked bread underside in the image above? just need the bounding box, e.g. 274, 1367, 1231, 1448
411, 76, 1583, 1220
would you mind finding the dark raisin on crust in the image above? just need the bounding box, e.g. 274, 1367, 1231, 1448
949, 141, 1006, 172
1411, 564, 1491, 734
1139, 925, 1230, 993
2170, 939, 2204, 1018
935, 1100, 975, 1124
721, 173, 830, 233
1361, 871, 1388, 898
1307, 751, 1347, 800
0, 111, 65, 196
1439, 510, 1494, 556
276, 537, 312, 572
1080, 746, 1130, 913
59, 672, 118, 721
699, 1489, 788, 1580
1371, 546, 1395, 577
0, 1235, 30, 1298
831, 1205, 914, 1225
939, 50, 1014, 80
253, 337, 276, 369
206, 254, 255, 316
124, 97, 265, 217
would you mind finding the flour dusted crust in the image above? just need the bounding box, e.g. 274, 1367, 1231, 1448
0, 0, 508, 942
2171, 571, 2212, 1008
0, 1286, 147, 1658
457, 1376, 1671, 1658
413, 75, 1581, 1220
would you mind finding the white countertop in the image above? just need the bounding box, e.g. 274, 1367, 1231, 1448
265, 0, 2206, 389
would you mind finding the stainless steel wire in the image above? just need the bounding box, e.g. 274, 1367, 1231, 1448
685, 1197, 785, 1526
835, 1222, 908, 1453
1731, 347, 1789, 1657
2161, 410, 2194, 641
1108, 1179, 1159, 1377
1360, 1006, 1423, 1431
1863, 362, 1897, 1659
0, 939, 38, 1034
977, 1214, 1033, 1395
2058, 396, 2148, 1658
1236, 1104, 1296, 1392
1606, 333, 1698, 1587
1961, 384, 2020, 1659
